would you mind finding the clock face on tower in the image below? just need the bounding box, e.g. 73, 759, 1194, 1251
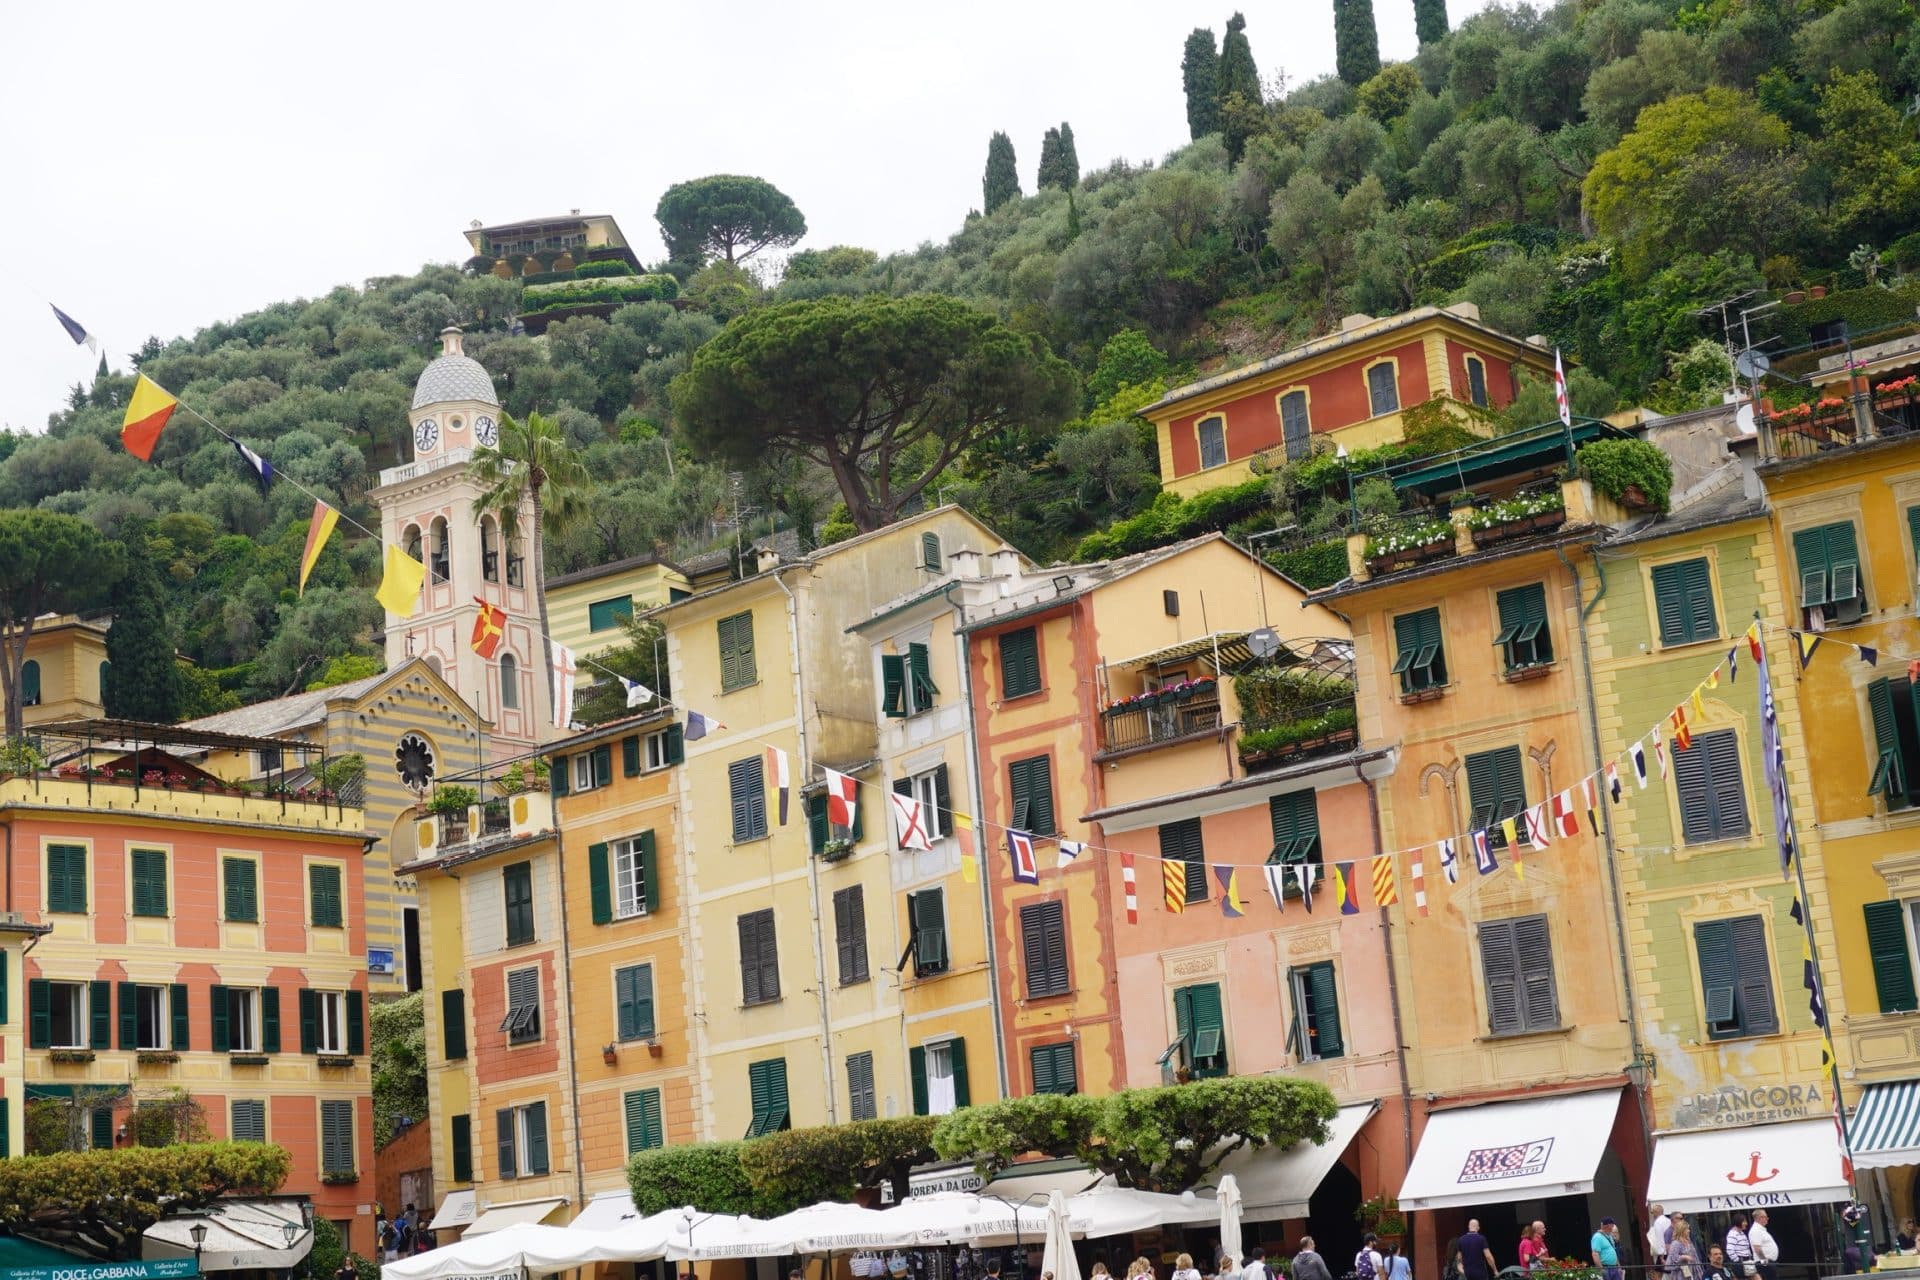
414, 418, 440, 453
474, 416, 498, 448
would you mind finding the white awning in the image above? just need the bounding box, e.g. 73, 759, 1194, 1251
145, 1201, 313, 1272
1851, 1079, 1920, 1170
465, 1197, 565, 1237
986, 1159, 1112, 1202
1218, 1102, 1377, 1218
571, 1191, 642, 1232
1399, 1088, 1623, 1211
428, 1191, 477, 1232
1647, 1119, 1852, 1213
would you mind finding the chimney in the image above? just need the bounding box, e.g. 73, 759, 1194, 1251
439, 326, 464, 357
989, 544, 1022, 581
948, 547, 982, 579
755, 546, 781, 575
1340, 313, 1376, 333
1444, 300, 1482, 322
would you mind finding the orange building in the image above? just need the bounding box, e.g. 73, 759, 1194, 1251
10, 720, 372, 1255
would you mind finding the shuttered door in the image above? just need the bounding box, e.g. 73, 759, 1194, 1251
1020, 900, 1068, 997
1865, 901, 1919, 1013
1729, 914, 1779, 1035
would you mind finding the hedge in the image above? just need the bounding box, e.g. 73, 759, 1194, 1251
1073, 475, 1271, 561
523, 274, 680, 313
574, 259, 637, 278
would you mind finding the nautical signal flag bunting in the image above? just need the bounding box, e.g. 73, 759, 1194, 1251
121, 374, 179, 461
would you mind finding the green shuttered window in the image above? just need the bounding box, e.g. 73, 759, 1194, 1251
921, 532, 943, 571
1030, 1041, 1078, 1095
130, 849, 167, 918
615, 964, 655, 1041
999, 627, 1041, 698
223, 857, 257, 923
1494, 582, 1552, 670
1794, 521, 1864, 623
231, 1099, 267, 1143
1694, 914, 1779, 1039
1864, 901, 1918, 1014
1673, 728, 1750, 843
624, 1088, 664, 1154
1267, 791, 1322, 898
1866, 676, 1920, 809
503, 861, 535, 946
450, 1114, 473, 1183
909, 1038, 971, 1116
1481, 914, 1560, 1035
589, 595, 634, 633
320, 1098, 354, 1174
908, 888, 948, 977
1289, 961, 1344, 1061
1008, 755, 1056, 836
746, 1058, 790, 1137
738, 909, 780, 1006
834, 885, 869, 985
1466, 745, 1528, 846
1651, 558, 1718, 645
1174, 982, 1228, 1078
1391, 607, 1446, 693
718, 611, 757, 690
730, 757, 768, 842
309, 863, 343, 928
442, 989, 467, 1060
46, 845, 88, 914
1159, 817, 1209, 903
1021, 899, 1070, 998
846, 1051, 878, 1121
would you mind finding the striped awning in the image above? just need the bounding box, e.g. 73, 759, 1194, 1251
1851, 1079, 1920, 1169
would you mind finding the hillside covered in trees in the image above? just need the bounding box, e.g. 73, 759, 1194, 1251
6, 0, 1916, 713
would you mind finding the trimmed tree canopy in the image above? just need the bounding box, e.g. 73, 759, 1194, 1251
629, 1140, 758, 1216
672, 294, 1078, 531
0, 1141, 291, 1260
654, 175, 807, 266
736, 1117, 938, 1213
932, 1076, 1338, 1194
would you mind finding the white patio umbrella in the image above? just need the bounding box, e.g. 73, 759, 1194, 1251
763, 1202, 918, 1253
874, 1192, 1057, 1246
381, 1222, 639, 1280
1063, 1187, 1217, 1238
666, 1210, 793, 1260
1040, 1191, 1083, 1280
1217, 1174, 1244, 1270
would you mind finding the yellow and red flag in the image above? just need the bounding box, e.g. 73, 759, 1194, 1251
121, 374, 178, 461
470, 598, 507, 659
1370, 853, 1398, 907
1162, 858, 1187, 913
298, 500, 339, 596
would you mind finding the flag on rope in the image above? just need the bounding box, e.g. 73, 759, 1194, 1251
1757, 637, 1796, 877
1727, 644, 1740, 683
1792, 895, 1805, 926
469, 598, 506, 659
767, 748, 791, 826
890, 790, 932, 851
1583, 777, 1601, 833
1554, 788, 1581, 839
298, 500, 339, 595
549, 642, 578, 730
1803, 950, 1826, 1029
1162, 857, 1187, 913
949, 811, 973, 832
1333, 862, 1360, 914
620, 677, 653, 708
1746, 621, 1764, 662
1691, 685, 1708, 720
1215, 866, 1246, 919
1860, 645, 1879, 666
1607, 760, 1623, 801
1653, 724, 1669, 778
1057, 839, 1084, 869
50, 303, 99, 352
1009, 830, 1040, 885
1629, 740, 1650, 788
1672, 706, 1693, 752
823, 766, 858, 830
1473, 829, 1499, 875
375, 544, 427, 618
1121, 852, 1139, 924
231, 438, 273, 494
1370, 853, 1398, 907
1526, 801, 1552, 847
959, 849, 978, 884
121, 374, 179, 461
1797, 630, 1823, 669
1707, 665, 1722, 690
1295, 863, 1316, 912
1438, 837, 1460, 884
1509, 816, 1526, 880
1409, 850, 1428, 917
1553, 348, 1573, 427
1500, 815, 1520, 853
1264, 862, 1288, 912
685, 709, 724, 741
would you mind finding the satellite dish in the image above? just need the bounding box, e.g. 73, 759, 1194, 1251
1247, 628, 1282, 659
1735, 348, 1771, 379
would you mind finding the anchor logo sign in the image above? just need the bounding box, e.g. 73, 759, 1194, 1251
1726, 1151, 1779, 1187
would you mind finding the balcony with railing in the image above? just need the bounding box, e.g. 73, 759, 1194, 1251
1231, 641, 1358, 773
377, 446, 475, 489
421, 768, 553, 861
1098, 680, 1225, 754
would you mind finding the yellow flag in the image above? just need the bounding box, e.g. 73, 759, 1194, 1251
376, 544, 428, 617
959, 852, 978, 884
1707, 667, 1721, 690
1691, 686, 1707, 719
950, 812, 974, 832
298, 501, 340, 596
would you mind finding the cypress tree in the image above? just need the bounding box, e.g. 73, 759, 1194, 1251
1066, 190, 1082, 241
1056, 123, 1079, 188
982, 131, 1021, 214
1037, 128, 1064, 191
1217, 13, 1261, 110
103, 527, 182, 723
1333, 0, 1383, 85
1037, 124, 1080, 192
1181, 28, 1221, 140
1413, 0, 1449, 45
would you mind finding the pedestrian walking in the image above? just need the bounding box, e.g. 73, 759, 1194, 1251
1241, 1249, 1271, 1280
1355, 1234, 1383, 1280
1519, 1222, 1549, 1272
1725, 1212, 1755, 1277
1748, 1210, 1779, 1280
1666, 1219, 1702, 1280
1383, 1243, 1411, 1280
1173, 1252, 1202, 1280
1648, 1205, 1672, 1267
1291, 1238, 1332, 1280
1456, 1218, 1497, 1280
1591, 1216, 1623, 1280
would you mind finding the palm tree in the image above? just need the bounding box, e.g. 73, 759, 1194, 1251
470, 411, 588, 729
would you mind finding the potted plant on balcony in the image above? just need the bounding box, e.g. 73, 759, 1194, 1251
819, 837, 856, 862
1467, 489, 1566, 544
1363, 517, 1455, 572
429, 784, 477, 842
1876, 376, 1918, 407
1356, 1195, 1407, 1247
1578, 438, 1673, 514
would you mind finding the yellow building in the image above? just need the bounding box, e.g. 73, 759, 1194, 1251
1142, 303, 1557, 498
651, 507, 1006, 1138
0, 915, 54, 1157
464, 213, 641, 276
545, 554, 692, 660
2, 615, 109, 728
185, 660, 490, 997
1752, 358, 1920, 1217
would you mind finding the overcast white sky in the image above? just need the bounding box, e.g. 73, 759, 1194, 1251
0, 0, 1487, 432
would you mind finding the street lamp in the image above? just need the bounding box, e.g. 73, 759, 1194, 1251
680, 1205, 700, 1280
971, 1193, 1051, 1277
283, 1222, 299, 1280
190, 1222, 208, 1276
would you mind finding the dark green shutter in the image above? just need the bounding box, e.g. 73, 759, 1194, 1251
497, 1109, 517, 1179
1182, 983, 1225, 1075
224, 858, 257, 922
442, 990, 467, 1060
1309, 962, 1343, 1057
131, 849, 168, 917
592, 745, 612, 788
807, 793, 830, 854
91, 1106, 112, 1150
921, 531, 941, 570
625, 1089, 665, 1155
719, 612, 757, 689
623, 735, 642, 777
1392, 608, 1445, 691
1652, 559, 1717, 645
1009, 756, 1055, 835
1696, 919, 1737, 1034
1495, 583, 1550, 668
118, 981, 138, 1049
881, 654, 907, 718
0, 1099, 9, 1158
210, 984, 229, 1052
1865, 901, 1918, 1013
908, 642, 937, 710
1481, 921, 1521, 1034
89, 979, 110, 1049
911, 890, 947, 973
28, 978, 50, 1048
310, 865, 342, 928
664, 723, 685, 764
617, 965, 655, 1040
47, 845, 87, 914
170, 983, 189, 1050
588, 843, 612, 925
639, 831, 659, 914
934, 765, 952, 830
949, 1037, 971, 1107
346, 990, 364, 1055
450, 1114, 473, 1182
262, 987, 281, 1054
1031, 1043, 1076, 1095
1000, 628, 1040, 698
730, 757, 766, 842
1730, 915, 1777, 1035
1869, 679, 1907, 798
0, 949, 7, 1025
298, 988, 316, 1054
550, 756, 569, 797
910, 1045, 929, 1116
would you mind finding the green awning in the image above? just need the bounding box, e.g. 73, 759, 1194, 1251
1387, 421, 1634, 498
0, 1237, 89, 1268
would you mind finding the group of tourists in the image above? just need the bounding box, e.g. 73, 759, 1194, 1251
1642, 1203, 1780, 1280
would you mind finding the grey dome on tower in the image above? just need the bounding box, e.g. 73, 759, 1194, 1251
411, 326, 499, 410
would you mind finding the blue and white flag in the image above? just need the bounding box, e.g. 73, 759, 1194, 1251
51, 304, 99, 353
620, 677, 653, 708
231, 438, 273, 495
685, 709, 723, 741
1057, 839, 1084, 869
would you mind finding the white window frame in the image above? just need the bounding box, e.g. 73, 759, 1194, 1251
135, 985, 168, 1051
49, 981, 87, 1049
909, 770, 947, 840
1287, 967, 1329, 1063
228, 987, 260, 1053
924, 1041, 958, 1116
644, 730, 671, 771
613, 836, 648, 919
314, 990, 347, 1055
1907, 901, 1920, 994
509, 1103, 544, 1177
572, 753, 596, 792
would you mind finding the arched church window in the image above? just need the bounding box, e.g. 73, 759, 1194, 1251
500, 653, 519, 709
429, 517, 451, 584
481, 516, 500, 583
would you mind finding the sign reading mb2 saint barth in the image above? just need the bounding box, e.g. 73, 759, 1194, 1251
1460, 1138, 1555, 1183
4, 1258, 198, 1280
